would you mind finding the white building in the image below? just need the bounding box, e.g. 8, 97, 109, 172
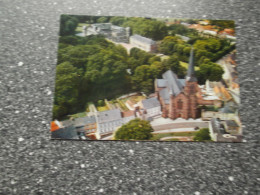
129, 34, 157, 53
141, 97, 161, 118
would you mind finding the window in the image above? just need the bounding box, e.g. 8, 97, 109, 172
177, 99, 183, 109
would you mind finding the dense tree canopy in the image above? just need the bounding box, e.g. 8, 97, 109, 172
53, 62, 81, 119
59, 15, 79, 36
193, 128, 211, 141
114, 118, 153, 140
121, 17, 168, 40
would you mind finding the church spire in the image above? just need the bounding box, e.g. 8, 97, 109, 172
186, 47, 197, 82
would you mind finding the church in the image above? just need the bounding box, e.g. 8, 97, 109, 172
155, 49, 215, 120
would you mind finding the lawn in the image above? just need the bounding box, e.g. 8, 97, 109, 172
70, 112, 87, 118
151, 131, 197, 141
180, 61, 200, 71
97, 105, 109, 112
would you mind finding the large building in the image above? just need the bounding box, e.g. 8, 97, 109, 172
155, 49, 215, 120
129, 34, 157, 53
83, 23, 130, 43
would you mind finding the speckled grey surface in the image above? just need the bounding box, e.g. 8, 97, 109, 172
0, 0, 259, 194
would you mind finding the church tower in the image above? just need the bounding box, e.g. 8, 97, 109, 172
184, 47, 200, 118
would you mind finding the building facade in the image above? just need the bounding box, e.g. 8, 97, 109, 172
155, 49, 214, 120
129, 34, 157, 53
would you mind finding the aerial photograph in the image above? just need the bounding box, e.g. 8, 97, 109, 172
50, 15, 242, 142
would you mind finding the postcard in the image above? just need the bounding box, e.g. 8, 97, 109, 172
50, 15, 241, 142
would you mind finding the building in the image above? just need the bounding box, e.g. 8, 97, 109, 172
96, 109, 123, 136
74, 116, 97, 137
155, 48, 215, 120
209, 118, 242, 142
51, 123, 79, 140
83, 23, 130, 43
224, 120, 240, 135
129, 34, 157, 53
141, 97, 161, 118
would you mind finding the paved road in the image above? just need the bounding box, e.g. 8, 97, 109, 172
152, 121, 209, 131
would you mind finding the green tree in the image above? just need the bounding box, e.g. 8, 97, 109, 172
193, 128, 211, 141
59, 15, 79, 36
114, 118, 153, 140
53, 62, 81, 119
161, 55, 186, 78
131, 65, 155, 94
97, 17, 109, 23
197, 61, 224, 84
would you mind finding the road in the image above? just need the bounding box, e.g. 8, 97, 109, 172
152, 121, 209, 132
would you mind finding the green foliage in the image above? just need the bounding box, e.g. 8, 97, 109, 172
114, 118, 153, 140
193, 128, 211, 141
132, 65, 155, 94
60, 15, 79, 36
97, 100, 105, 107
53, 62, 81, 119
196, 60, 224, 84
122, 17, 168, 40
209, 20, 235, 30
97, 17, 109, 23
109, 16, 127, 26
161, 55, 186, 78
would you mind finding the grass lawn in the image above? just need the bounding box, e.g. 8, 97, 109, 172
117, 99, 129, 111
70, 112, 87, 118
97, 105, 109, 112
180, 61, 200, 71
128, 95, 146, 103
151, 131, 197, 141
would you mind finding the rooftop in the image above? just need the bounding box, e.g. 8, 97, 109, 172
225, 120, 239, 127
130, 34, 156, 45
74, 116, 96, 127
97, 109, 122, 123
142, 97, 161, 109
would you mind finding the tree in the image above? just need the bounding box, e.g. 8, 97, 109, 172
97, 17, 109, 23
161, 55, 186, 78
53, 62, 81, 119
193, 128, 211, 141
114, 118, 153, 140
131, 65, 155, 94
197, 61, 224, 84
59, 15, 79, 36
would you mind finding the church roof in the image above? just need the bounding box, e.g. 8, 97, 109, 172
142, 97, 160, 109
159, 88, 170, 104
162, 70, 183, 96
130, 34, 156, 45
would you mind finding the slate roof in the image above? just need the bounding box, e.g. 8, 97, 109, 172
92, 23, 111, 30
225, 120, 239, 127
74, 116, 96, 127
162, 70, 184, 96
60, 120, 74, 127
159, 88, 170, 104
97, 109, 122, 123
157, 79, 168, 88
130, 34, 156, 45
142, 97, 160, 109
51, 126, 78, 140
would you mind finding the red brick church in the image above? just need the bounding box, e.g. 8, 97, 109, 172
155, 49, 214, 119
